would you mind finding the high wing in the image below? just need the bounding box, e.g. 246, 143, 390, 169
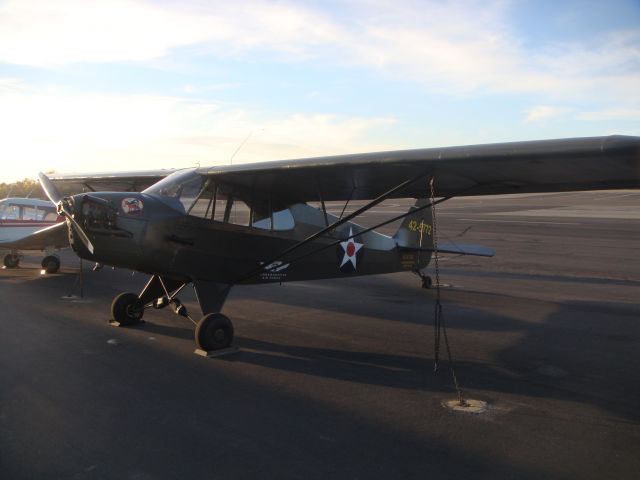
0, 222, 68, 250
198, 135, 640, 200
49, 168, 176, 195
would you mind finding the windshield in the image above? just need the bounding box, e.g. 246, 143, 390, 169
143, 169, 204, 213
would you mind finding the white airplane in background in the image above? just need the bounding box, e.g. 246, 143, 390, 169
0, 197, 67, 273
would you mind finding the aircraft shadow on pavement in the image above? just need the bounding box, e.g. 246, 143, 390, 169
497, 299, 640, 423
236, 277, 539, 333
138, 321, 194, 341
222, 298, 640, 424
4, 262, 638, 423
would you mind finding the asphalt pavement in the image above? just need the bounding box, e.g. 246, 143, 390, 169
1, 191, 639, 479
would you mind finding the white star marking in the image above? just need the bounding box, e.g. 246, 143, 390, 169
339, 227, 364, 269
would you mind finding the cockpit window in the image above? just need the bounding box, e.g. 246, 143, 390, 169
143, 169, 204, 213
185, 181, 295, 231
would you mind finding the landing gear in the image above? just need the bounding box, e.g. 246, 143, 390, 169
111, 292, 145, 326
109, 276, 235, 353
195, 313, 234, 351
413, 269, 433, 289
4, 253, 19, 269
41, 255, 61, 274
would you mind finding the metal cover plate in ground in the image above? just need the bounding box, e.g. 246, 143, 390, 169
443, 399, 488, 414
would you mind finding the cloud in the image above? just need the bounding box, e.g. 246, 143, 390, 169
0, 77, 28, 93
0, 0, 342, 66
0, 0, 638, 182
0, 0, 210, 65
1, 0, 637, 103
524, 105, 573, 122
577, 108, 640, 121
0, 86, 397, 181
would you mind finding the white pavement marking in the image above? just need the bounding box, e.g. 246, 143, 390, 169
488, 206, 640, 220
458, 218, 580, 225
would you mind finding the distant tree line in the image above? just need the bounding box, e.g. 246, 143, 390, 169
0, 178, 46, 200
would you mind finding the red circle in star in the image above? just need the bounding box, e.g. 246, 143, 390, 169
346, 242, 355, 256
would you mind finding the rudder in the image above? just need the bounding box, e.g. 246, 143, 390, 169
393, 199, 434, 250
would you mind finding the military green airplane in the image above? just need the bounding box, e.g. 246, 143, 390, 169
34, 135, 640, 353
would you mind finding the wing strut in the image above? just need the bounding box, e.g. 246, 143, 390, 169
233, 172, 432, 284
235, 178, 482, 285
315, 179, 330, 227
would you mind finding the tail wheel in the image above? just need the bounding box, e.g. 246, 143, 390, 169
41, 255, 61, 274
111, 292, 145, 326
3, 254, 19, 269
195, 313, 234, 351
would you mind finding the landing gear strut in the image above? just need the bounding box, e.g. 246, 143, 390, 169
414, 269, 433, 289
110, 275, 234, 353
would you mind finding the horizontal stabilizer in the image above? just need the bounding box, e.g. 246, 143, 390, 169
399, 242, 495, 257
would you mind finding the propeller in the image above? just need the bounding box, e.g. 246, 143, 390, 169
38, 172, 95, 255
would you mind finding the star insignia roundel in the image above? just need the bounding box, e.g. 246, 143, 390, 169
338, 227, 364, 272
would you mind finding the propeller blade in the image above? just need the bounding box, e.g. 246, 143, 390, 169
39, 172, 96, 255
38, 172, 62, 204
60, 208, 95, 255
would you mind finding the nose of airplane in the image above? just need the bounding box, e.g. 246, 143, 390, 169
39, 172, 95, 254
76, 194, 119, 230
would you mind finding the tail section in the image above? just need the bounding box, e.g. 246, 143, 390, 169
394, 199, 495, 258
393, 199, 434, 250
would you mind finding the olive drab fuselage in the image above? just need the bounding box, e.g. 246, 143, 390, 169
66, 189, 430, 286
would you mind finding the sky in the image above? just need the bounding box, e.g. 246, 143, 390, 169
0, 0, 639, 183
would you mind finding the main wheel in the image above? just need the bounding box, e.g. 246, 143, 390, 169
421, 275, 433, 289
195, 313, 234, 351
41, 255, 61, 274
4, 253, 19, 268
111, 292, 144, 326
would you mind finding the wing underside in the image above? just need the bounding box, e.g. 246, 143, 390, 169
198, 135, 640, 201
45, 136, 640, 202
49, 169, 176, 194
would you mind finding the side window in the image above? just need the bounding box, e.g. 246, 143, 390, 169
250, 197, 271, 229
214, 195, 231, 222
187, 183, 250, 226
23, 206, 43, 221
272, 209, 295, 230
2, 205, 21, 219
188, 189, 215, 219
227, 200, 251, 226
250, 197, 294, 231
252, 214, 271, 229
185, 181, 295, 230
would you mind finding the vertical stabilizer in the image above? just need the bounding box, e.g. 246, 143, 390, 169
393, 199, 434, 250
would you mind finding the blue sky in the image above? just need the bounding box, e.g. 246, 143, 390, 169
0, 0, 638, 182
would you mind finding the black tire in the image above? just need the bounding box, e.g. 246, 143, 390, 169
4, 253, 19, 268
111, 292, 144, 326
41, 255, 61, 274
195, 313, 234, 351
421, 275, 433, 289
